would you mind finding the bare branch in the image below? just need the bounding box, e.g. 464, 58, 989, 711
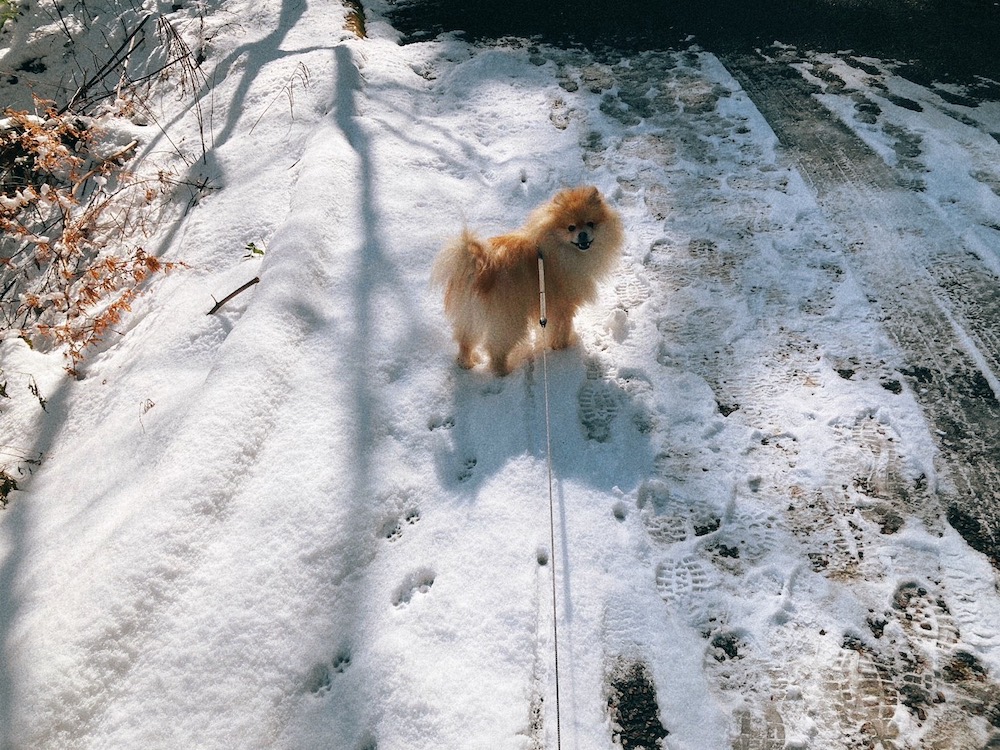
207, 277, 260, 315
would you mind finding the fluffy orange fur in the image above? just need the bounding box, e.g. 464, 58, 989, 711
433, 186, 624, 376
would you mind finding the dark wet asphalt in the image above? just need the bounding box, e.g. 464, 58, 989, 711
386, 0, 1000, 85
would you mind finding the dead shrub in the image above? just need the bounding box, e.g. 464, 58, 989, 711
1, 99, 181, 373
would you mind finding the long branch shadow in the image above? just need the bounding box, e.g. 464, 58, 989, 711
170, 0, 308, 156
135, 0, 331, 191
315, 41, 442, 744
0, 377, 72, 750
0, 476, 29, 750
332, 44, 431, 457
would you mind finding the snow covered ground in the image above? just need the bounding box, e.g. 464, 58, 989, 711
3, 1, 1000, 748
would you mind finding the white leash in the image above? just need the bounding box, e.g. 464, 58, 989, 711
537, 251, 562, 750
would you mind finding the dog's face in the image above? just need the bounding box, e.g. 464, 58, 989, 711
566, 220, 597, 251
550, 187, 615, 253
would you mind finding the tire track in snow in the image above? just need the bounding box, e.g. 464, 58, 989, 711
720, 49, 1000, 569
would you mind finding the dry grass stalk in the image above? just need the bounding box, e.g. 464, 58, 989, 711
344, 0, 366, 38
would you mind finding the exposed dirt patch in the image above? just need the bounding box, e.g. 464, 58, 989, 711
607, 659, 668, 750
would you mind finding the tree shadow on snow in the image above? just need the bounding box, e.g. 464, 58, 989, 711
0, 378, 73, 749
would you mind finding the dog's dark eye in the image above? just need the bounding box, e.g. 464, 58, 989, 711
568, 225, 576, 232
586, 221, 595, 228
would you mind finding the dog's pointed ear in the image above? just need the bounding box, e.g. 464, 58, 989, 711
586, 186, 601, 204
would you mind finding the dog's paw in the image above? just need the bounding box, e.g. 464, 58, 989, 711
458, 457, 477, 482
378, 507, 421, 543
456, 342, 481, 370
489, 357, 512, 377
392, 568, 435, 608
546, 327, 578, 352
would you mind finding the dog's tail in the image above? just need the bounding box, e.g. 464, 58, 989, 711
432, 229, 492, 302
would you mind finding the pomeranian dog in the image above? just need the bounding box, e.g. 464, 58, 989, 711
433, 186, 624, 376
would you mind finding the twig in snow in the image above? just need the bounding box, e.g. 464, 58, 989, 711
207, 277, 260, 315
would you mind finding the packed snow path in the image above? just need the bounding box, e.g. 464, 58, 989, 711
721, 48, 1000, 568
3, 2, 1000, 749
